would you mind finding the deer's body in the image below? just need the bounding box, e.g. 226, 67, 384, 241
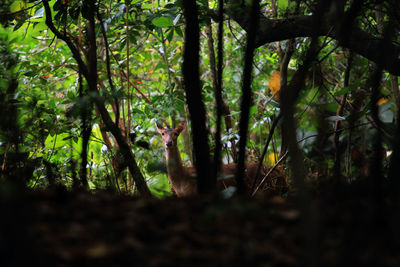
156, 121, 286, 197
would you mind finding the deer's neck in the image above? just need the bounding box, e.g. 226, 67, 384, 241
165, 146, 196, 196
165, 146, 184, 177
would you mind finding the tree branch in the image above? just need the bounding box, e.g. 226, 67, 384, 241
42, 0, 89, 79
225, 1, 400, 75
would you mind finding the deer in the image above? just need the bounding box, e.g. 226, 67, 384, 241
156, 121, 287, 197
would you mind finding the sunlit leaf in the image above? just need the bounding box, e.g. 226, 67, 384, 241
30, 7, 44, 20
10, 1, 25, 13
377, 97, 388, 106
173, 14, 181, 25
325, 116, 345, 121
152, 17, 173, 28
277, 0, 288, 9
268, 153, 277, 165
142, 3, 153, 9
268, 70, 281, 98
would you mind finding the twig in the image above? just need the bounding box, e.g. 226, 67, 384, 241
125, 75, 152, 103
251, 151, 288, 197
251, 113, 281, 193
97, 8, 120, 126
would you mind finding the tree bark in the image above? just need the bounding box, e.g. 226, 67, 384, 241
182, 0, 213, 193
236, 0, 260, 195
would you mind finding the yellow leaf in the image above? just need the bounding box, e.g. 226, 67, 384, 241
268, 153, 277, 165
268, 70, 281, 98
377, 97, 388, 106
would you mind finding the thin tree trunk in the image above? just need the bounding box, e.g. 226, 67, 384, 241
236, 0, 260, 195
182, 0, 213, 193
278, 39, 295, 159
78, 69, 90, 189
333, 53, 353, 179
204, 0, 224, 180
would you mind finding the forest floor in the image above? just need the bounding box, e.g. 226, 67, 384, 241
1, 184, 400, 267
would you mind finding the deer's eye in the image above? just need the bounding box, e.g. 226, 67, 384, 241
174, 132, 179, 137
161, 133, 165, 136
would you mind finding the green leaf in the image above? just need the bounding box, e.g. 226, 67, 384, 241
33, 21, 48, 32
48, 100, 56, 109
288, 2, 296, 9
152, 17, 173, 28
37, 100, 47, 106
324, 103, 339, 113
277, 0, 288, 9
142, 3, 153, 9
44, 133, 69, 149
249, 105, 257, 116
24, 71, 36, 77
43, 114, 53, 122
166, 29, 174, 42
67, 91, 75, 99
10, 1, 24, 13
333, 86, 350, 96
175, 27, 183, 37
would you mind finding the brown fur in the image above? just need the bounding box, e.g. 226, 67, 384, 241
156, 121, 287, 197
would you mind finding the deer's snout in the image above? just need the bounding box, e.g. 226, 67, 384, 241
166, 140, 173, 147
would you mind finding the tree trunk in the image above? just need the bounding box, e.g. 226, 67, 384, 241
182, 0, 213, 193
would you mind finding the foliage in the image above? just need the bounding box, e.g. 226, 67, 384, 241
0, 0, 399, 196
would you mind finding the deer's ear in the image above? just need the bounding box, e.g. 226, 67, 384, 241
155, 122, 164, 133
176, 121, 187, 133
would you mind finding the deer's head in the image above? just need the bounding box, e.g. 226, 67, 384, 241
156, 121, 187, 150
